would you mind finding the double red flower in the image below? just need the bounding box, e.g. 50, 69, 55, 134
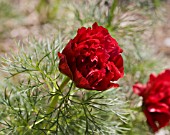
133, 69, 170, 132
58, 22, 124, 91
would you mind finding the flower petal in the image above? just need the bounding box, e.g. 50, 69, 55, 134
133, 83, 146, 96
144, 109, 159, 132
73, 69, 91, 89
58, 52, 72, 78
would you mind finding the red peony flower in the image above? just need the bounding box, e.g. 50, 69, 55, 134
58, 22, 124, 91
133, 69, 170, 132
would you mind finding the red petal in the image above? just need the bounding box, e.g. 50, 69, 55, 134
157, 69, 170, 80
110, 83, 119, 88
73, 69, 90, 89
150, 70, 170, 87
107, 61, 123, 81
112, 55, 124, 77
86, 69, 106, 89
152, 113, 170, 130
133, 83, 146, 96
149, 74, 157, 81
144, 109, 159, 132
58, 52, 72, 78
144, 104, 170, 132
147, 103, 169, 113
92, 22, 98, 29
145, 109, 170, 132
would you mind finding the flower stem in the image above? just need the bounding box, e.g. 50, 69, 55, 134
29, 77, 70, 133
47, 77, 70, 114
107, 0, 118, 27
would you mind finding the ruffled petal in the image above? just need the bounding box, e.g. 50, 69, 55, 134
147, 103, 169, 113
73, 69, 90, 89
58, 52, 72, 78
144, 108, 170, 133
107, 61, 123, 81
133, 83, 146, 96
144, 109, 159, 132
152, 113, 170, 131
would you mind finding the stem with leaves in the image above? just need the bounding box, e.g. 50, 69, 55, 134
47, 77, 70, 114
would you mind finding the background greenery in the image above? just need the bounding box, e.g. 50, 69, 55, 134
0, 0, 170, 134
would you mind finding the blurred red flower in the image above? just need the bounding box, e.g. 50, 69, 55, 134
58, 22, 124, 91
133, 69, 170, 132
